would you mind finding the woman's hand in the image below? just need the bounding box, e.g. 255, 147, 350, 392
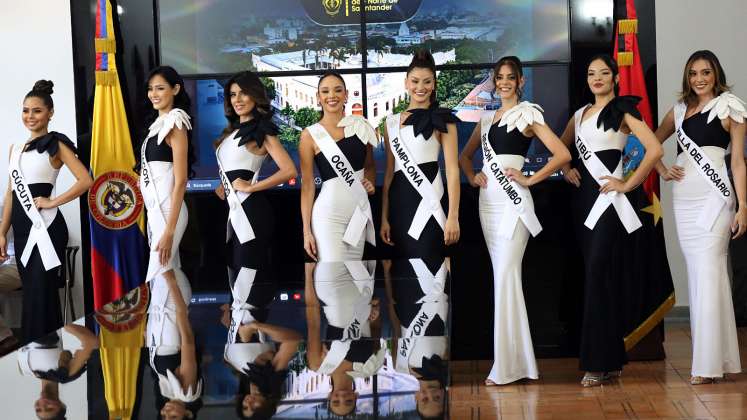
564, 168, 581, 187
361, 178, 375, 195
732, 206, 747, 239
380, 219, 394, 246
599, 176, 628, 194
215, 184, 225, 200
471, 172, 488, 188
304, 231, 318, 261
232, 178, 254, 194
33, 196, 55, 209
505, 168, 532, 187
660, 165, 685, 182
444, 217, 460, 245
156, 230, 174, 266
0, 235, 7, 262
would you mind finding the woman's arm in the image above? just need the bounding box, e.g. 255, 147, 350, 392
508, 123, 572, 187
298, 130, 318, 260
600, 114, 663, 193
36, 142, 93, 209
558, 117, 581, 187
729, 119, 747, 238
441, 122, 461, 245
233, 135, 297, 193
380, 125, 395, 245
156, 128, 189, 266
361, 144, 376, 195
653, 109, 684, 181
458, 123, 486, 188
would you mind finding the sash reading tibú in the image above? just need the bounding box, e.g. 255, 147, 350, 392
9, 144, 61, 271
673, 101, 735, 231
479, 111, 542, 239
309, 123, 376, 246
216, 132, 258, 244
386, 114, 447, 240
573, 107, 642, 233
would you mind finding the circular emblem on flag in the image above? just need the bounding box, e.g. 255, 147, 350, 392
95, 285, 149, 332
89, 171, 143, 229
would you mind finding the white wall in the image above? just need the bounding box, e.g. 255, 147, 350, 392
0, 2, 84, 317
655, 0, 747, 306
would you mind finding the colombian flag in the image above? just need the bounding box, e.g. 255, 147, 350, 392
89, 0, 147, 309
613, 0, 675, 355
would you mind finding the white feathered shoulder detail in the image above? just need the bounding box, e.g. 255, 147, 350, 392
702, 92, 747, 124
347, 343, 387, 378
158, 369, 203, 402
498, 101, 545, 133
148, 108, 192, 144
338, 115, 379, 147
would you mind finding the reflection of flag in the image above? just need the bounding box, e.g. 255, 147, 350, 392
89, 0, 147, 309
613, 0, 675, 351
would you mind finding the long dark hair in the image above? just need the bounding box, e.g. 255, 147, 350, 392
216, 71, 273, 147
234, 366, 283, 420
25, 79, 55, 109
317, 71, 347, 121
492, 56, 524, 99
587, 54, 620, 99
679, 49, 730, 105
140, 66, 196, 177
407, 50, 438, 105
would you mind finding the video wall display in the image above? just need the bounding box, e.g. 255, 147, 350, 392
158, 0, 572, 191
159, 0, 570, 75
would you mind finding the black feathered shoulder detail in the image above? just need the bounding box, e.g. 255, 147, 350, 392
235, 111, 279, 148
24, 131, 78, 156
597, 96, 642, 132
403, 103, 461, 139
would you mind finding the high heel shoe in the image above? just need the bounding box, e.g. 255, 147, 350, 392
581, 372, 608, 387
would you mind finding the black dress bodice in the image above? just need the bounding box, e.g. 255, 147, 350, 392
314, 135, 366, 182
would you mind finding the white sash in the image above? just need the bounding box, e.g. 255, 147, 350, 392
480, 112, 542, 238
386, 115, 446, 240
9, 144, 61, 270
574, 108, 642, 233
140, 139, 168, 239
309, 124, 375, 246
216, 136, 258, 244
227, 268, 267, 345
673, 102, 735, 231
17, 339, 62, 377
318, 340, 352, 374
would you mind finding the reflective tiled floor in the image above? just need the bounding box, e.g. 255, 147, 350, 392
450, 324, 747, 419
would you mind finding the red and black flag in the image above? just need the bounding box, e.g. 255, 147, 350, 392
613, 0, 675, 354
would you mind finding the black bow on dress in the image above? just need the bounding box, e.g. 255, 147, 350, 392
235, 112, 279, 148
24, 131, 78, 156
597, 95, 642, 132
403, 104, 460, 140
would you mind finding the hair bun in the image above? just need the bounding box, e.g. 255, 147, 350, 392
32, 80, 54, 95
412, 49, 436, 67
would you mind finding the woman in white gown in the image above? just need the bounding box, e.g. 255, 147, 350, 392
459, 56, 570, 385
654, 50, 745, 385
299, 71, 378, 262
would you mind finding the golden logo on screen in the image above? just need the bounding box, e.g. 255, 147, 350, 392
323, 0, 342, 16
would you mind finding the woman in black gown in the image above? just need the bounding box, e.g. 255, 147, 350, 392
0, 80, 92, 344
559, 55, 662, 387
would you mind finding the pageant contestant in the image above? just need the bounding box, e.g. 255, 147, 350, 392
138, 66, 193, 288
214, 71, 296, 280
559, 55, 662, 387
299, 71, 378, 262
653, 50, 745, 385
459, 56, 571, 386
0, 80, 92, 344
380, 50, 461, 258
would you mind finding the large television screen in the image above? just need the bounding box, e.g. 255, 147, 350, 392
159, 0, 570, 75
183, 64, 569, 191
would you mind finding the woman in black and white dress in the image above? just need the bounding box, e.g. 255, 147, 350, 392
653, 50, 745, 385
0, 80, 92, 344
138, 66, 193, 292
559, 55, 662, 387
459, 56, 570, 385
214, 71, 296, 281
299, 71, 378, 262
380, 50, 461, 261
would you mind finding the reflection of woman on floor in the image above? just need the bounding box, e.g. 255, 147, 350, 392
304, 262, 385, 417
146, 273, 202, 420
221, 299, 301, 419
16, 324, 98, 419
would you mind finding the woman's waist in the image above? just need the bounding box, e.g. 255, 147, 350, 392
482, 154, 525, 172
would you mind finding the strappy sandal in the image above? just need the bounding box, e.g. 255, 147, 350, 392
581, 372, 608, 387
690, 376, 715, 385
